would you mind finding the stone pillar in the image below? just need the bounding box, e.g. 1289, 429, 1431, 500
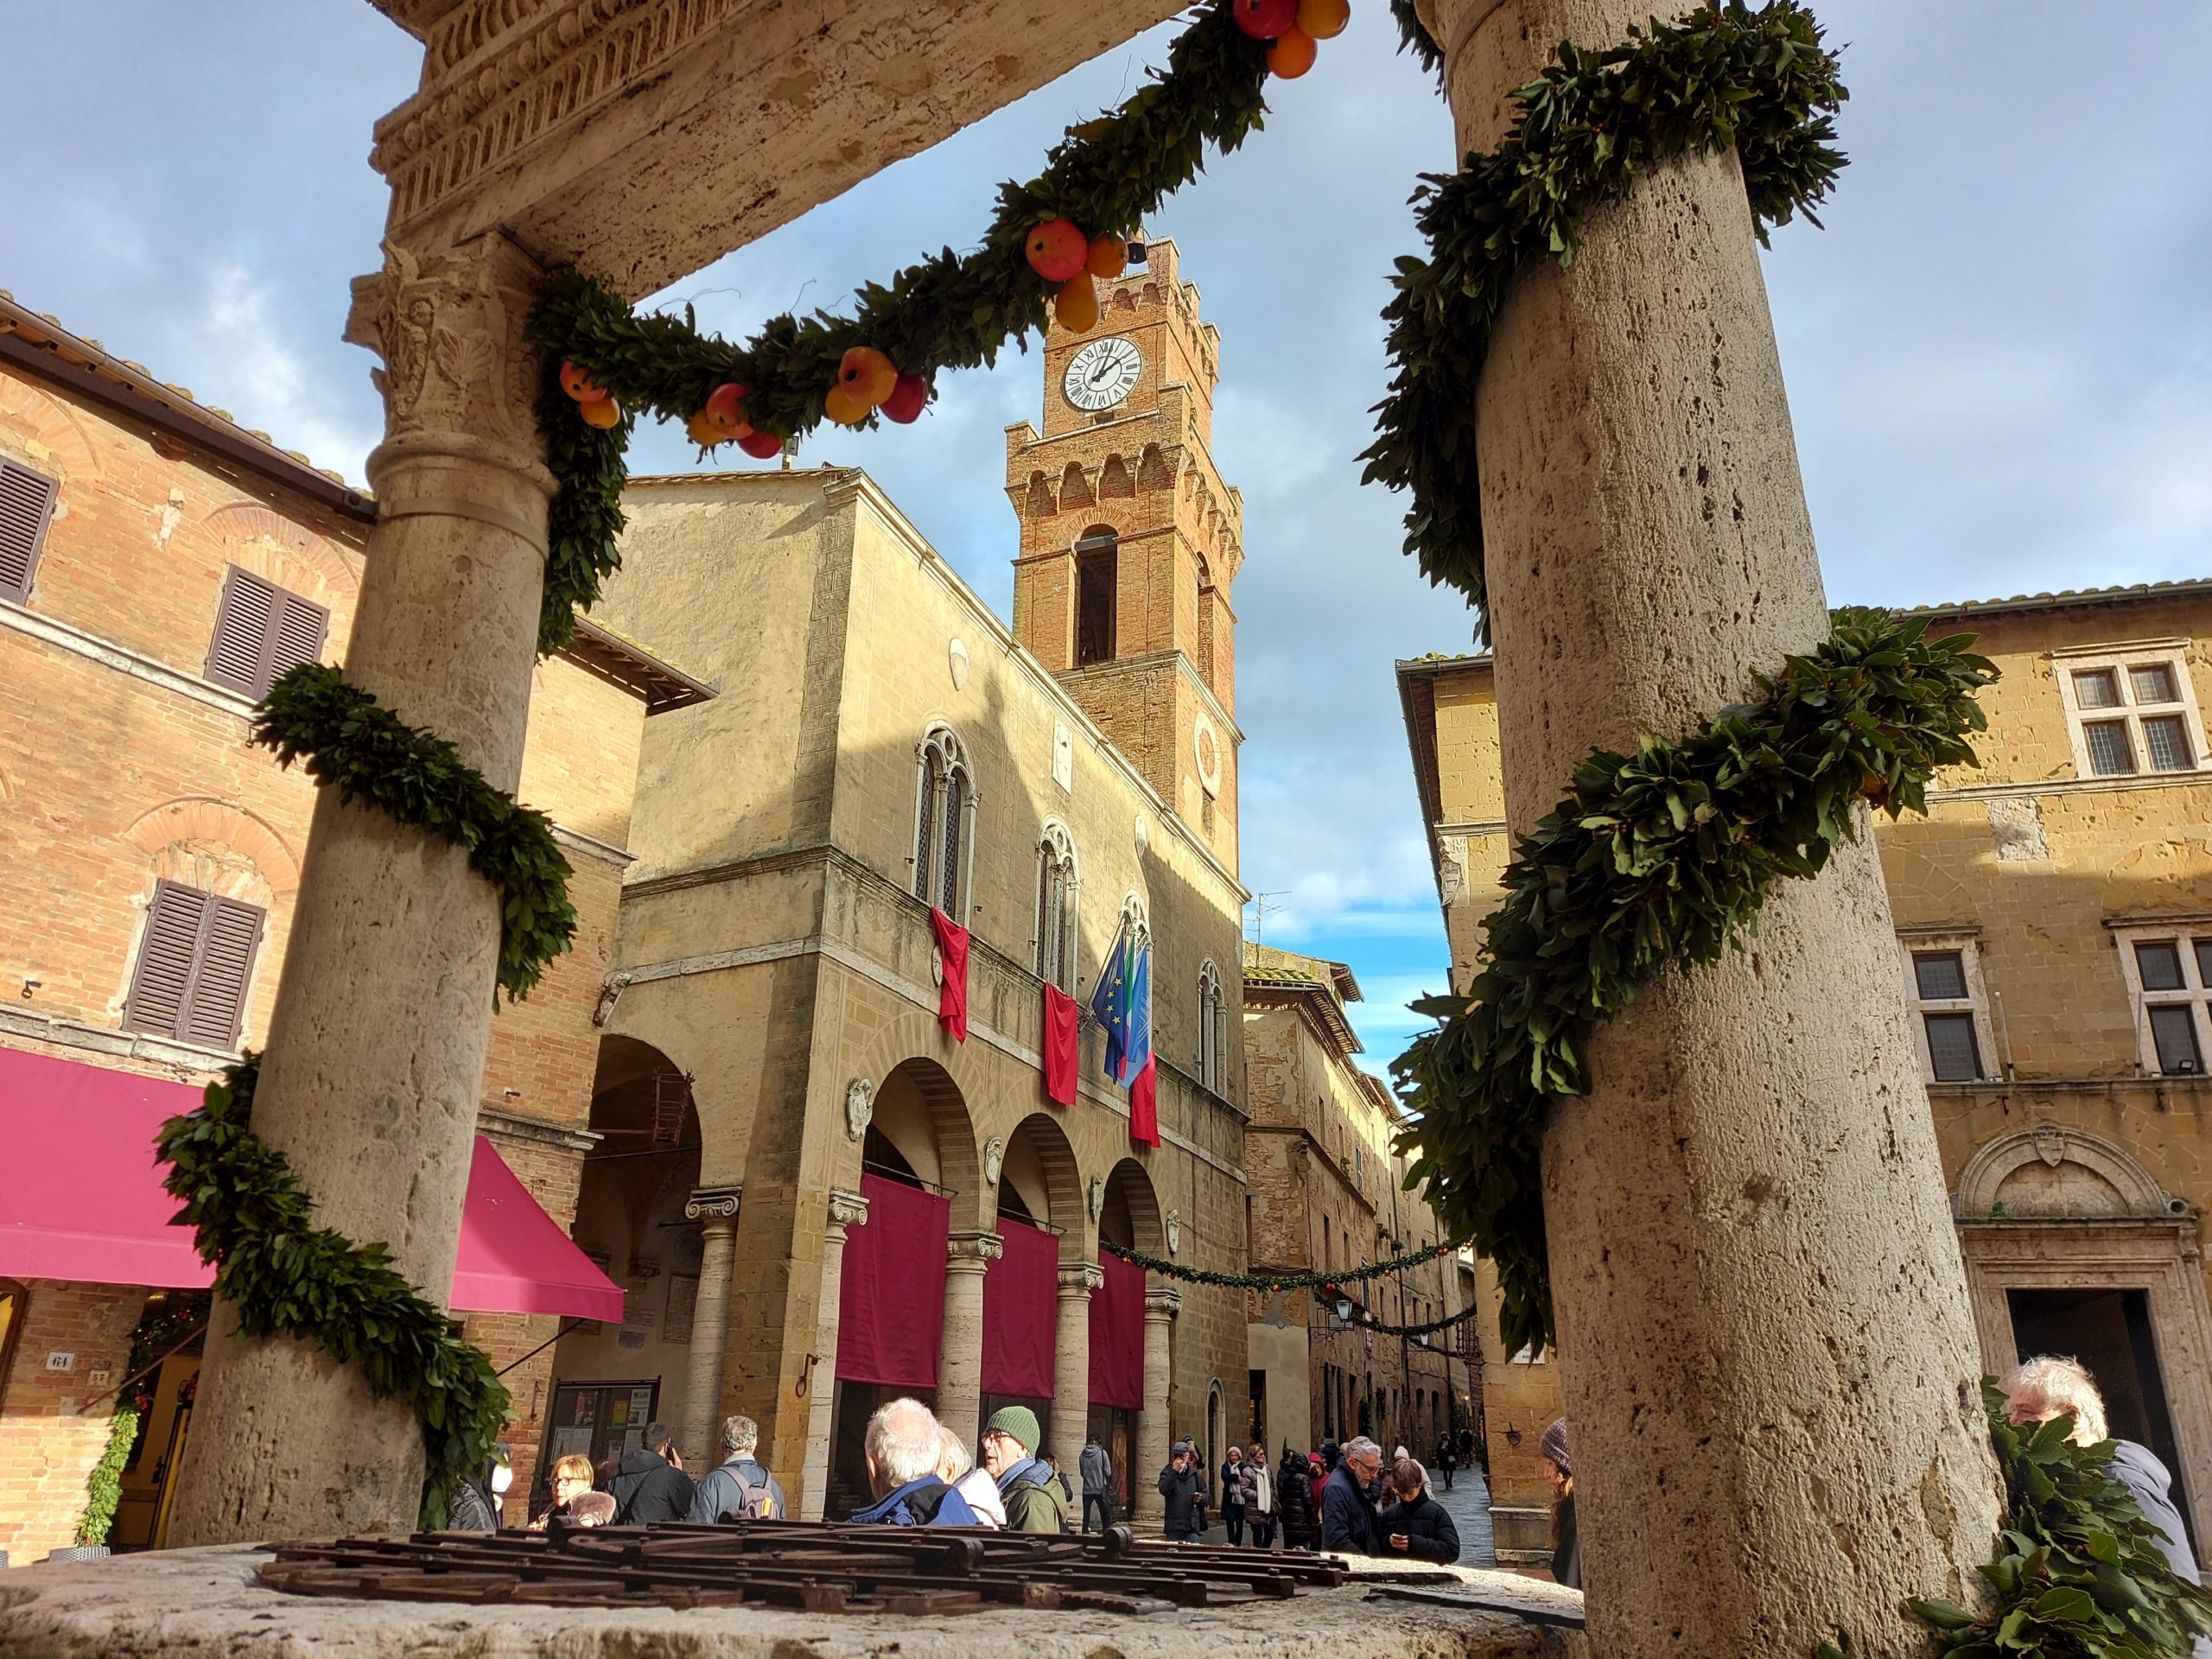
679, 1185, 742, 1474
169, 232, 555, 1546
938, 1230, 1003, 1451
1052, 1262, 1103, 1471
1418, 2, 2001, 1653
799, 1188, 868, 1522
1133, 1285, 1179, 1527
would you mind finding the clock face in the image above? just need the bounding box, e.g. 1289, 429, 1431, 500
1064, 337, 1142, 411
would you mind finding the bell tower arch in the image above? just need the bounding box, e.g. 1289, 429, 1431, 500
1003, 238, 1243, 868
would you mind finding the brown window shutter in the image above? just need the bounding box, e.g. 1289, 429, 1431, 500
206, 567, 277, 694
180, 897, 265, 1050
266, 589, 330, 688
123, 881, 213, 1038
0, 458, 60, 603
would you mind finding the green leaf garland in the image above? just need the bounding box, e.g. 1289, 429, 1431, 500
1101, 1236, 1457, 1291
158, 1057, 510, 1531
1359, 0, 1848, 636
1392, 610, 1997, 1357
253, 664, 576, 1002
1908, 1384, 2212, 1658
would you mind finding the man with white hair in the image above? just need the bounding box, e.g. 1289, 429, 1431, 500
1320, 1435, 1382, 1554
688, 1414, 785, 1522
849, 1396, 981, 1527
2003, 1353, 2207, 1620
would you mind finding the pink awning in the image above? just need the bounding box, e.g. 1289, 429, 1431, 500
0, 1045, 622, 1322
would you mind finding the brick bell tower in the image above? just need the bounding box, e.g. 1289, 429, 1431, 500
1004, 237, 1243, 870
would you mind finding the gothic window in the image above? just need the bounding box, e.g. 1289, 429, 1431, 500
1075, 529, 1117, 665
1197, 957, 1226, 1094
2059, 649, 2205, 779
912, 725, 975, 920
1035, 823, 1079, 992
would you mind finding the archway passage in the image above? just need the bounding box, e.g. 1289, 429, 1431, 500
982, 1114, 1084, 1462
1088, 1156, 1163, 1516
539, 1035, 701, 1517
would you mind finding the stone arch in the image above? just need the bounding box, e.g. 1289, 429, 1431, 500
996, 1110, 1085, 1259
1098, 1155, 1163, 1255
1059, 461, 1094, 510
1025, 470, 1055, 515
870, 1055, 983, 1231
1107, 286, 1137, 316
203, 501, 361, 611
1136, 444, 1173, 492
0, 375, 102, 485
1954, 1126, 2183, 1222
2103, 834, 2212, 922
1098, 455, 1134, 499
121, 797, 301, 906
1878, 843, 1979, 931
574, 1033, 707, 1268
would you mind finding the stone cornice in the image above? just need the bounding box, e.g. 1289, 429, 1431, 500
477, 1105, 598, 1153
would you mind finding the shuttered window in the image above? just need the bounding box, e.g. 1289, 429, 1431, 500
122, 880, 266, 1050
0, 458, 60, 604
204, 566, 329, 696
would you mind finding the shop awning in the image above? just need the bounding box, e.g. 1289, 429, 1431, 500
0, 1046, 622, 1322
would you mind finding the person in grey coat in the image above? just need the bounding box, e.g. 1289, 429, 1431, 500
1079, 1431, 1116, 1533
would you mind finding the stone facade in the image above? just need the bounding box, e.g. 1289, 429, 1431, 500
1399, 577, 2212, 1562
0, 296, 692, 1559
1241, 947, 1477, 1468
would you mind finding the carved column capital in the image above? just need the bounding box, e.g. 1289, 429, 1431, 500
827, 1189, 870, 1231
1058, 1262, 1106, 1298
684, 1184, 742, 1224
1144, 1286, 1183, 1320
947, 1229, 1006, 1269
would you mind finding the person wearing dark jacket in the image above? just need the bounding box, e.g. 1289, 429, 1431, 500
1157, 1440, 1205, 1541
1541, 1418, 1579, 1590
1276, 1447, 1319, 1549
1380, 1457, 1460, 1563
609, 1422, 696, 1525
850, 1396, 981, 1528
1319, 1435, 1382, 1555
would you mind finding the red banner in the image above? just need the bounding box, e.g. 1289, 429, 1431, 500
1042, 983, 1079, 1106
1128, 1055, 1159, 1147
836, 1172, 950, 1389
1088, 1249, 1145, 1409
931, 908, 969, 1042
982, 1216, 1058, 1399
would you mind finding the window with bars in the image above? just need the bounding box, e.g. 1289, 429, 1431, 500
1898, 938, 1995, 1084
122, 880, 266, 1050
1034, 823, 1079, 992
912, 726, 974, 920
0, 457, 59, 604
2119, 932, 2212, 1076
204, 565, 330, 698
2062, 652, 2202, 779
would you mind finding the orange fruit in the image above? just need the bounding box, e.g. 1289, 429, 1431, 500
1268, 26, 1317, 78
579, 395, 621, 429
1296, 0, 1348, 40
1087, 237, 1128, 280
837, 346, 899, 408
1054, 275, 1099, 334
823, 384, 871, 427
559, 362, 603, 403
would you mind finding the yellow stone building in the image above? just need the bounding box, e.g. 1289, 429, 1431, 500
1400, 580, 2212, 1560
543, 242, 1255, 1525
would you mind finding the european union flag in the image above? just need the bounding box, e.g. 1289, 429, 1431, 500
1090, 915, 1154, 1085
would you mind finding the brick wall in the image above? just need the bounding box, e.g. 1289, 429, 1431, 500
0, 1281, 143, 1564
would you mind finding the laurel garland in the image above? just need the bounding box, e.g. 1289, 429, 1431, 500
1102, 1235, 1457, 1291
157, 1057, 510, 1531
253, 664, 575, 1002
1392, 610, 1997, 1358
1902, 1385, 2212, 1659
1359, 0, 1847, 635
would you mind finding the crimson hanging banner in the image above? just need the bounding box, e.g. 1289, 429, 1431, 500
982, 1215, 1058, 1399
931, 908, 969, 1042
1128, 1055, 1160, 1147
1041, 983, 1080, 1106
1088, 1249, 1145, 1409
836, 1171, 950, 1389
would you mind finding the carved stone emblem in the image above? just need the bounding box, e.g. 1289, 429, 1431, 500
982, 1134, 1004, 1185
2033, 1125, 2068, 1167
1088, 1176, 1106, 1221
1166, 1208, 1182, 1257
844, 1077, 874, 1142
948, 638, 969, 690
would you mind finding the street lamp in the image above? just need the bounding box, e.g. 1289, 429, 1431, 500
1335, 1296, 1354, 1324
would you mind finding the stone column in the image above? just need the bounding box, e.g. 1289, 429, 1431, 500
679, 1185, 742, 1473
1052, 1262, 1103, 1471
1418, 2, 2001, 1653
169, 232, 556, 1546
799, 1188, 868, 1522
938, 1230, 1003, 1451
1133, 1285, 1179, 1527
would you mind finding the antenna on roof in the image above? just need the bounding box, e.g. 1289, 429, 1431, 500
1245, 892, 1286, 950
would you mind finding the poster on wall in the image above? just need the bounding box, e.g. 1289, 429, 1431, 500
665, 1274, 698, 1344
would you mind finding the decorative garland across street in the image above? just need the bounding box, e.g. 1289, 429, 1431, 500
1359, 0, 1847, 633
1901, 1385, 2212, 1659
157, 1058, 509, 1530
1102, 1235, 1456, 1291
1392, 610, 1998, 1359
254, 664, 575, 1001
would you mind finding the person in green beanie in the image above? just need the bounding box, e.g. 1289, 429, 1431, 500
979, 1405, 1070, 1533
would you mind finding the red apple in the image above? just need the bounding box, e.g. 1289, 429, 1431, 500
880, 373, 931, 424
1232, 0, 1298, 40
702, 381, 752, 437
1025, 219, 1090, 283
837, 346, 899, 408
737, 429, 785, 460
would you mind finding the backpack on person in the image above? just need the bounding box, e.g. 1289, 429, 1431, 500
725, 1462, 779, 1520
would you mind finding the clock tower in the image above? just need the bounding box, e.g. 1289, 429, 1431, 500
1004, 237, 1243, 869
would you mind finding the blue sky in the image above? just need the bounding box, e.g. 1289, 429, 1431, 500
4, 3, 2206, 1069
